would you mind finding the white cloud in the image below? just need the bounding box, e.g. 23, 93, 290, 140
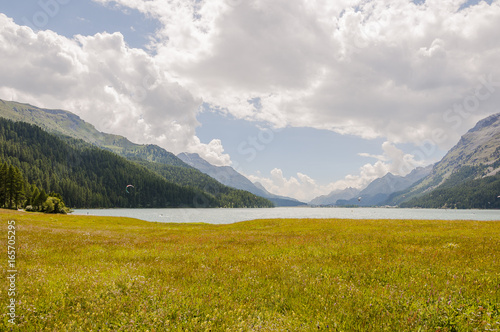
93, 0, 500, 150
247, 168, 310, 202
188, 137, 231, 166
247, 141, 429, 202
0, 14, 231, 165
2, 0, 500, 196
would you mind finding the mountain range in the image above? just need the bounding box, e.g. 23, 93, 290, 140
0, 99, 274, 208
309, 166, 432, 206
1, 98, 499, 209
392, 113, 500, 209
310, 113, 500, 208
0, 99, 305, 207
336, 166, 433, 206
177, 152, 306, 206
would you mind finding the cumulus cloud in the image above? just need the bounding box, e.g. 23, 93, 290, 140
246, 168, 314, 202
94, 0, 500, 149
247, 141, 429, 202
0, 14, 231, 165
2, 0, 500, 196
187, 137, 231, 166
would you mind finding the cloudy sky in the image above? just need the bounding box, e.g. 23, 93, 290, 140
1, 0, 499, 202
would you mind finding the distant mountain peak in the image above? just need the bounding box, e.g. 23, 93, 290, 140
388, 112, 500, 207
311, 165, 432, 207
176, 152, 210, 167
469, 112, 500, 132
177, 153, 305, 206
178, 152, 200, 159
253, 182, 268, 192
309, 187, 360, 206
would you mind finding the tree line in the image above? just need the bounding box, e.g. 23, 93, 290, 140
0, 118, 273, 209
133, 159, 274, 208
401, 166, 500, 209
0, 161, 70, 213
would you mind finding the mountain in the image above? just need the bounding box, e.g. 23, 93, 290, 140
393, 113, 500, 209
0, 99, 187, 167
177, 152, 257, 193
362, 168, 431, 197
0, 118, 206, 208
309, 187, 360, 206
251, 182, 307, 207
177, 152, 306, 207
0, 118, 274, 208
335, 166, 432, 207
400, 168, 500, 209
0, 99, 274, 208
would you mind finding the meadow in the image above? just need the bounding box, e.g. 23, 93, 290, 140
0, 209, 499, 331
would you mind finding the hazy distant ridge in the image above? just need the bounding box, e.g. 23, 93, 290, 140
177, 152, 306, 207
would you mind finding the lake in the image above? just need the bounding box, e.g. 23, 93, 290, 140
71, 207, 500, 224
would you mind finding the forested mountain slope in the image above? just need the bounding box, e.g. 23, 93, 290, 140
0, 118, 273, 208
388, 113, 500, 208
0, 99, 186, 166
0, 99, 274, 207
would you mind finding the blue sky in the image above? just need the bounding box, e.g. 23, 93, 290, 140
1, 1, 159, 49
1, 0, 499, 201
196, 111, 389, 184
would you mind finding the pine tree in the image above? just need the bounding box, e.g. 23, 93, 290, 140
6, 165, 15, 208
0, 163, 7, 207
12, 167, 25, 209
35, 189, 48, 211
31, 186, 40, 210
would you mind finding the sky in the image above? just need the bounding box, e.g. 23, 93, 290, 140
1, 0, 499, 202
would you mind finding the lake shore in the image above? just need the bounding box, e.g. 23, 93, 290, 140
71, 206, 500, 224
1, 209, 499, 331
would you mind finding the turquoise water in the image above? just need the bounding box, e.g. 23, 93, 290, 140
71, 207, 500, 224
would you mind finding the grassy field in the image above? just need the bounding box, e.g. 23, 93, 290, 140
1, 209, 499, 331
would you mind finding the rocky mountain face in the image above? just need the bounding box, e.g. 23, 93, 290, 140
430, 113, 500, 182
177, 153, 306, 207
388, 112, 500, 206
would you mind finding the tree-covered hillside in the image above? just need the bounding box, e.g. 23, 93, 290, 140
0, 160, 71, 214
387, 113, 500, 206
400, 166, 500, 209
132, 159, 273, 208
0, 99, 275, 208
0, 99, 189, 166
0, 118, 273, 208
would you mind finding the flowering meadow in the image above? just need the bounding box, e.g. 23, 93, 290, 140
1, 209, 499, 331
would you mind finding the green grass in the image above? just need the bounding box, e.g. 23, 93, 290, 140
1, 209, 499, 331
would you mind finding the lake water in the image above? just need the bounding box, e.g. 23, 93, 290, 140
71, 207, 500, 224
